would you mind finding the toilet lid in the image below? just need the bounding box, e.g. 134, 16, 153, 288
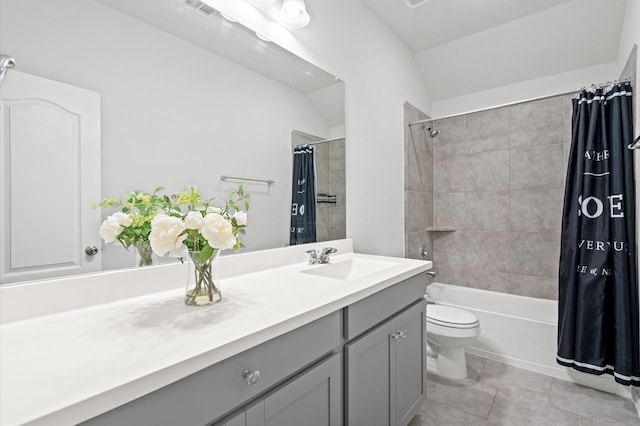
427, 305, 479, 328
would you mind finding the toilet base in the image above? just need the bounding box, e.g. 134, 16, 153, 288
434, 347, 468, 380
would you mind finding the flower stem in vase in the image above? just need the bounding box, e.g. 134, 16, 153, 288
135, 240, 154, 267
185, 250, 222, 306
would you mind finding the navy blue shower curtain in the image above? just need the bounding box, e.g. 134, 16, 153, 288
290, 145, 317, 245
557, 81, 639, 386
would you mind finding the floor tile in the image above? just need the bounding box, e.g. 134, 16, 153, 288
549, 378, 639, 422
487, 389, 579, 425
478, 359, 551, 402
419, 356, 640, 426
422, 401, 489, 425
427, 372, 497, 419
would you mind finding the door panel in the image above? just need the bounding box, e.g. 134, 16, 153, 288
0, 71, 101, 283
394, 302, 426, 426
345, 320, 395, 426
245, 354, 341, 426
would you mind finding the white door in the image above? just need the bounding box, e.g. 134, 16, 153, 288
0, 70, 101, 284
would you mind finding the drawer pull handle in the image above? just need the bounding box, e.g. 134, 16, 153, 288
392, 330, 407, 341
243, 369, 261, 386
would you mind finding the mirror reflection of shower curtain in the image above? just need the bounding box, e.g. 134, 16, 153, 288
290, 145, 316, 245
557, 81, 639, 386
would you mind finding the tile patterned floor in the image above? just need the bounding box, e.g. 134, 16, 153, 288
410, 355, 640, 425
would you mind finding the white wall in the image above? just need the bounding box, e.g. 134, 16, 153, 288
1, 0, 336, 269
209, 0, 433, 257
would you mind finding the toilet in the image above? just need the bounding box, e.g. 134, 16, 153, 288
426, 304, 480, 380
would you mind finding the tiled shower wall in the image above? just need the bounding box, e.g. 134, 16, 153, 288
405, 94, 575, 300
291, 130, 346, 243
315, 139, 346, 242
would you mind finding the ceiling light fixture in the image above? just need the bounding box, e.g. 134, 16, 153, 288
246, 0, 278, 6
278, 0, 310, 28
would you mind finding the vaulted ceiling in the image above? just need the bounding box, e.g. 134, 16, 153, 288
361, 0, 627, 100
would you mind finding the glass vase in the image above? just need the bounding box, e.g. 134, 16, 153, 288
134, 240, 154, 267
185, 250, 222, 306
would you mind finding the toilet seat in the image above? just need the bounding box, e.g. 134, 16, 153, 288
427, 305, 479, 329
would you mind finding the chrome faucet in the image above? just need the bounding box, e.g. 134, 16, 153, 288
306, 247, 338, 264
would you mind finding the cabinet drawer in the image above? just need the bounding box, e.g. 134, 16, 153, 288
82, 311, 341, 426
344, 273, 425, 340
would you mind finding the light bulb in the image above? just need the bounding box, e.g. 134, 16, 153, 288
246, 0, 277, 6
278, 0, 310, 28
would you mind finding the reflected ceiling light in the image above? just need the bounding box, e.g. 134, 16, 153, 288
246, 0, 278, 6
220, 12, 237, 22
278, 0, 310, 28
255, 32, 272, 42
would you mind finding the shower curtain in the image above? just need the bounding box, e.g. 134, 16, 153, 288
290, 144, 317, 245
557, 81, 639, 386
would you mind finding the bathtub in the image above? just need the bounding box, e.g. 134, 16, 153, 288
427, 283, 632, 399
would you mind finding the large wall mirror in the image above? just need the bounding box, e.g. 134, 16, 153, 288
0, 0, 345, 284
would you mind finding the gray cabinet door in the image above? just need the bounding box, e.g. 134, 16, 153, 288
345, 319, 396, 426
245, 353, 341, 426
218, 411, 246, 426
393, 301, 426, 426
345, 300, 426, 426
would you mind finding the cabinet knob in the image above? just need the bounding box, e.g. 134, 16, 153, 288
392, 330, 407, 341
243, 369, 261, 386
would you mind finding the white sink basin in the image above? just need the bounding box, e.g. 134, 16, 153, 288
301, 258, 398, 280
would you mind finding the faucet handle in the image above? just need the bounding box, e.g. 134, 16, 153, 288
321, 247, 338, 255
306, 249, 319, 264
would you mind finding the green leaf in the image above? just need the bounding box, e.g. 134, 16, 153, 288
200, 244, 214, 262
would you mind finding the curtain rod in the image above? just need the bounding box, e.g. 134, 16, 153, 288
307, 137, 345, 145
408, 89, 579, 125
220, 175, 274, 185
409, 78, 634, 125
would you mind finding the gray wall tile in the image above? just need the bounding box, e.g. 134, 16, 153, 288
464, 191, 510, 231
466, 149, 510, 191
434, 155, 466, 193
510, 143, 565, 190
465, 269, 513, 293
434, 192, 465, 228
405, 190, 431, 233
433, 231, 466, 270
433, 116, 466, 157
510, 189, 564, 233
510, 96, 564, 148
464, 231, 510, 272
508, 232, 560, 278
466, 107, 510, 153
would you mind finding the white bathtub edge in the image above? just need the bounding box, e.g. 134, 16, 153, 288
428, 283, 633, 401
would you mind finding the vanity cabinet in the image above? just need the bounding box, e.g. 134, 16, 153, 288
81, 272, 426, 426
344, 274, 427, 426
82, 312, 341, 426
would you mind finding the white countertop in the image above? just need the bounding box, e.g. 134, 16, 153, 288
0, 241, 430, 425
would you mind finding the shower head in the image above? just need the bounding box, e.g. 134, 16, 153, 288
422, 125, 439, 138
0, 54, 16, 87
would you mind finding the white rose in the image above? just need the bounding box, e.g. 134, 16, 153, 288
149, 214, 187, 256
233, 211, 247, 226
206, 206, 222, 214
184, 211, 204, 230
99, 212, 132, 243
113, 212, 133, 227
99, 216, 123, 243
201, 213, 236, 250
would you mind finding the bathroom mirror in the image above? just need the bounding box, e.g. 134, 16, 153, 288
0, 0, 345, 284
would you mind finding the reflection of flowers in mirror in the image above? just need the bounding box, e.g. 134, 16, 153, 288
95, 184, 250, 267
95, 188, 168, 266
